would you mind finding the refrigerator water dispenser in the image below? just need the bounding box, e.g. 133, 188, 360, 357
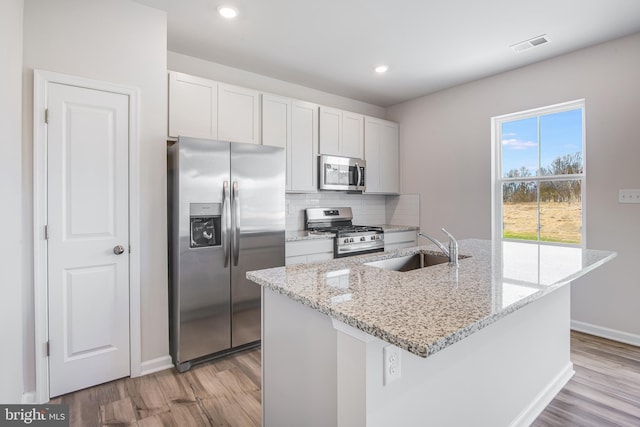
189, 203, 221, 248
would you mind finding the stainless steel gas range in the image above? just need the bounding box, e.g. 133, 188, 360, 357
305, 207, 384, 258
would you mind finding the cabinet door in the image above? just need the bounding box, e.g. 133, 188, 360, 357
290, 100, 318, 192
381, 121, 399, 194
342, 111, 364, 159
319, 106, 342, 156
168, 71, 218, 139
285, 239, 333, 266
364, 117, 399, 194
218, 83, 260, 144
364, 117, 382, 193
262, 94, 291, 189
262, 94, 290, 149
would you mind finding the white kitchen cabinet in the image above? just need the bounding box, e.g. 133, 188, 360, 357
384, 229, 417, 252
319, 107, 364, 159
261, 93, 290, 149
168, 72, 260, 144
168, 71, 218, 139
218, 83, 261, 144
319, 106, 342, 156
289, 100, 319, 192
342, 111, 364, 159
364, 117, 399, 194
286, 239, 333, 265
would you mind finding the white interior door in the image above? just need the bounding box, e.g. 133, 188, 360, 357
47, 82, 130, 397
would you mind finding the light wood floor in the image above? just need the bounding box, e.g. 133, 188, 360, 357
50, 348, 262, 427
532, 331, 640, 426
51, 331, 639, 426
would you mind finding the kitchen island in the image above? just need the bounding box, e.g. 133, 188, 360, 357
247, 239, 615, 427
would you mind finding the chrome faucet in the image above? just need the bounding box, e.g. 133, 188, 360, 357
418, 228, 458, 266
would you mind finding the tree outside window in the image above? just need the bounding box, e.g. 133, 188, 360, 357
493, 101, 585, 245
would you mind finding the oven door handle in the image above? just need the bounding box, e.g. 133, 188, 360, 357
338, 242, 384, 252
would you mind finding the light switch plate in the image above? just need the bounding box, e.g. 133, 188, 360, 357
618, 189, 640, 204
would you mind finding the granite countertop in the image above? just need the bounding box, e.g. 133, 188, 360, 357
248, 239, 615, 358
285, 230, 335, 242
377, 224, 420, 232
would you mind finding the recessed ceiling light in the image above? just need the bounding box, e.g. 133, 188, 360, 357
375, 65, 389, 74
218, 5, 239, 19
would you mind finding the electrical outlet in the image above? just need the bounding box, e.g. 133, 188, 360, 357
383, 345, 401, 385
619, 189, 640, 204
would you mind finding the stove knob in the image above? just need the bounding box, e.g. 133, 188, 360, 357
343, 238, 349, 244
360, 236, 366, 242
349, 238, 354, 243
370, 236, 375, 240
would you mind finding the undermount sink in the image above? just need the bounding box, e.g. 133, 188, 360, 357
365, 253, 452, 272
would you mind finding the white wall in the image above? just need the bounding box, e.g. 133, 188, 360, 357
387, 32, 640, 340
0, 0, 24, 404
168, 51, 387, 118
21, 0, 168, 394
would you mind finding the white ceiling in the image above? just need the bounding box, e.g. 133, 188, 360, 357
137, 0, 640, 107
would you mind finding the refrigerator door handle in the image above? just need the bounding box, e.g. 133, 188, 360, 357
232, 180, 240, 266
222, 180, 231, 267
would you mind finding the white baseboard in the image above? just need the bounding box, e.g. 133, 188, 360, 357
21, 357, 173, 403
508, 362, 574, 427
21, 391, 36, 404
139, 355, 174, 376
571, 320, 640, 347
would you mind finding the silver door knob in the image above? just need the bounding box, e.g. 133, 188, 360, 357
113, 245, 125, 255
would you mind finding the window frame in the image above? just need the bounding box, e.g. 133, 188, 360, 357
491, 99, 586, 247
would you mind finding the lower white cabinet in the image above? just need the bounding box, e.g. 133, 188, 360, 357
286, 239, 333, 265
384, 230, 418, 252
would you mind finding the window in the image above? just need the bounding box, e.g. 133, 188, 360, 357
492, 100, 585, 245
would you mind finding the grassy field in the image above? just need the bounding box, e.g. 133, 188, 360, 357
503, 201, 582, 244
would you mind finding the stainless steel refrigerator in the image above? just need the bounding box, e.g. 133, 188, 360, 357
168, 137, 285, 372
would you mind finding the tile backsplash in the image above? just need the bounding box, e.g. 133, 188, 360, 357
386, 194, 420, 228
286, 193, 419, 231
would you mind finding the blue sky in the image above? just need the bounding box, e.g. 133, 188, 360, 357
501, 109, 583, 176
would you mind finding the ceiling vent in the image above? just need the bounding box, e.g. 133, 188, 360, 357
510, 35, 550, 53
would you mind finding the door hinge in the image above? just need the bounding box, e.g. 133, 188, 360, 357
46, 341, 50, 357
44, 225, 49, 240
44, 109, 49, 124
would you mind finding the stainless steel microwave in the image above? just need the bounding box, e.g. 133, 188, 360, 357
318, 154, 366, 192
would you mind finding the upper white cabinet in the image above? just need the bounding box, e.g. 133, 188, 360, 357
364, 117, 399, 194
319, 106, 341, 156
168, 71, 218, 139
218, 83, 260, 144
262, 93, 290, 149
168, 71, 260, 144
289, 100, 319, 192
262, 94, 318, 192
319, 107, 364, 159
168, 71, 400, 195
342, 111, 364, 159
